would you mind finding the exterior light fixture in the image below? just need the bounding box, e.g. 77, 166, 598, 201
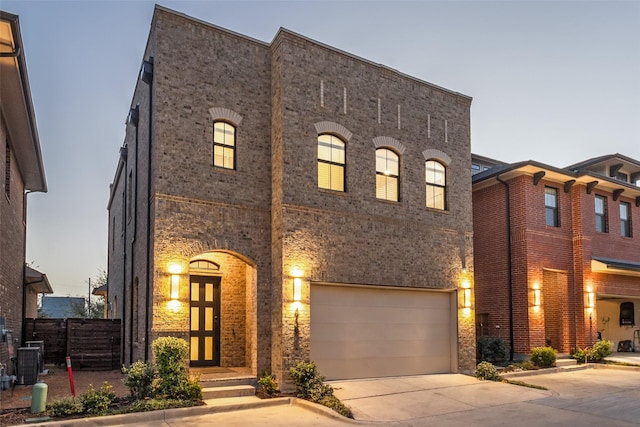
463, 288, 471, 309
461, 277, 472, 315
532, 283, 541, 312
168, 263, 182, 301
293, 278, 302, 302
586, 285, 595, 310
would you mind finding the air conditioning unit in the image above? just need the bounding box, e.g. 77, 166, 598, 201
16, 347, 39, 385
25, 341, 44, 373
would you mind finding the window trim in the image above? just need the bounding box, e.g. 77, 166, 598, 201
595, 194, 608, 233
620, 201, 632, 238
375, 147, 400, 202
544, 186, 559, 227
213, 120, 237, 170
317, 133, 346, 192
425, 159, 447, 210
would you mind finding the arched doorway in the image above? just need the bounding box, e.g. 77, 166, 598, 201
188, 251, 257, 372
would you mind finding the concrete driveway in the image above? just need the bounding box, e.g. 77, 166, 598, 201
330, 366, 640, 426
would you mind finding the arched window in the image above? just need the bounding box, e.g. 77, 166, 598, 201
213, 121, 236, 169
376, 148, 399, 201
317, 134, 345, 191
426, 160, 446, 210
190, 260, 220, 271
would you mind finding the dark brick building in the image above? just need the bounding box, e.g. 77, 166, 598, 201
107, 6, 475, 385
473, 153, 640, 358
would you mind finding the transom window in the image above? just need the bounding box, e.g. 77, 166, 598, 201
213, 121, 235, 169
376, 148, 399, 201
620, 201, 631, 237
545, 186, 559, 227
595, 195, 607, 233
425, 160, 446, 210
317, 134, 345, 191
190, 260, 220, 271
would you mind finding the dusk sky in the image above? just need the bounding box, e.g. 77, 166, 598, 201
3, 0, 639, 297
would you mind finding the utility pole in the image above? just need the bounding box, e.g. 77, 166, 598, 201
87, 277, 91, 317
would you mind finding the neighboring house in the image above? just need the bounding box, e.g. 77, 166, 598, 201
472, 153, 640, 359
107, 6, 475, 385
0, 11, 47, 369
40, 296, 85, 319
25, 266, 53, 318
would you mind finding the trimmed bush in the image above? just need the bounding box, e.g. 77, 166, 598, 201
289, 361, 353, 419
588, 340, 613, 362
48, 397, 84, 417
257, 372, 279, 397
530, 346, 557, 368
474, 361, 500, 381
571, 347, 588, 363
80, 382, 117, 415
477, 336, 507, 363
152, 337, 202, 400
123, 361, 156, 400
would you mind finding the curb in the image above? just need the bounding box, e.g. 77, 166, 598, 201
25, 397, 293, 426
500, 363, 592, 379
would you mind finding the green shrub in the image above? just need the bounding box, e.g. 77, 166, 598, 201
530, 346, 557, 368
289, 361, 351, 418
318, 394, 354, 418
118, 398, 199, 413
289, 361, 332, 401
588, 340, 613, 362
258, 372, 279, 397
123, 361, 156, 400
477, 336, 507, 363
474, 361, 500, 381
571, 347, 588, 363
151, 337, 202, 400
48, 397, 84, 417
80, 382, 117, 415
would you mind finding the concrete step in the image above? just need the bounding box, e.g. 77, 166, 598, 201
202, 384, 256, 399
200, 376, 257, 388
556, 358, 577, 367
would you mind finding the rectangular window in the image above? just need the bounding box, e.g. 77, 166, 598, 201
595, 195, 607, 233
545, 187, 559, 227
620, 201, 631, 237
213, 121, 236, 169
5, 140, 10, 199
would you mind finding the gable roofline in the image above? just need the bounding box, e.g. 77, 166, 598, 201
565, 153, 640, 172
0, 10, 47, 192
473, 158, 640, 198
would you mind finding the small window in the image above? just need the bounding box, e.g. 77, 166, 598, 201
190, 260, 220, 271
426, 160, 446, 210
545, 187, 559, 227
620, 302, 635, 326
616, 171, 629, 183
595, 195, 607, 233
376, 148, 399, 201
213, 121, 236, 169
318, 134, 345, 192
620, 201, 631, 237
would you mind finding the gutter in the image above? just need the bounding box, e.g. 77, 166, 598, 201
496, 175, 515, 361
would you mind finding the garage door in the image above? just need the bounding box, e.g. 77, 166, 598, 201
310, 284, 454, 380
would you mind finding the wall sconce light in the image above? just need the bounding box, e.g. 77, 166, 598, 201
293, 278, 302, 302
168, 263, 181, 301
586, 286, 595, 310
463, 288, 472, 309
532, 283, 541, 312
170, 275, 180, 300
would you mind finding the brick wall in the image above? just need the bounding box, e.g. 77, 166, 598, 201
0, 117, 27, 370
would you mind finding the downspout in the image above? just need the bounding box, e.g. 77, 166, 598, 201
21, 191, 31, 346
119, 147, 128, 365
496, 175, 515, 361
141, 58, 153, 362
128, 105, 139, 365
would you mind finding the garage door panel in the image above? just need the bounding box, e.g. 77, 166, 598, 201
311, 285, 453, 380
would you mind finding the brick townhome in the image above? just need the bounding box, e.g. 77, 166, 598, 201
0, 11, 48, 370
473, 153, 640, 358
107, 6, 475, 385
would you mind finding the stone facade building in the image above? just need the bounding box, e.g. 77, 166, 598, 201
0, 11, 48, 370
108, 6, 475, 384
473, 153, 640, 358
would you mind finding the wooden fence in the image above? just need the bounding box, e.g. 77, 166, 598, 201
24, 318, 121, 370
